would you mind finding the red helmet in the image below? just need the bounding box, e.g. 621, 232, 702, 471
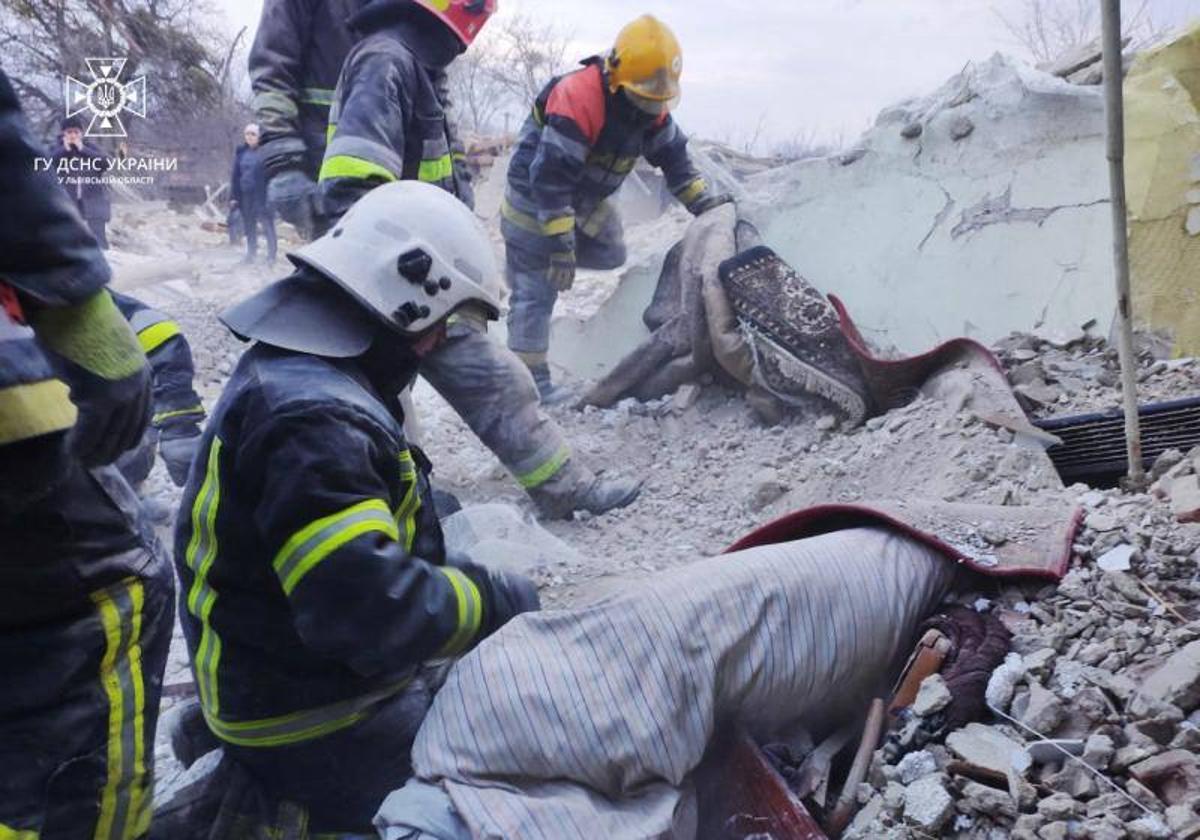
415, 0, 497, 47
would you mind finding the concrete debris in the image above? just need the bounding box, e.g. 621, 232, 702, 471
747, 468, 789, 512
1096, 543, 1135, 572
911, 674, 952, 717
744, 54, 1115, 355
902, 774, 955, 832
959, 781, 1017, 818
1014, 682, 1066, 733
1129, 750, 1200, 806
1132, 641, 1200, 714
946, 723, 1027, 778
894, 750, 938, 785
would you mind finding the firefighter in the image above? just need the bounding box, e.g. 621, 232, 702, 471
175, 181, 539, 830
319, 0, 642, 519
249, 0, 475, 237
111, 291, 206, 488
502, 14, 731, 400
0, 69, 174, 839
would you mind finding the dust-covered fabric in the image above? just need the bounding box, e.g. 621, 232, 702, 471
376, 526, 959, 839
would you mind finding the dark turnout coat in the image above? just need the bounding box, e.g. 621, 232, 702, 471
50, 140, 112, 222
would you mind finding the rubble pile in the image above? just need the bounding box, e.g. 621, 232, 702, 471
992, 330, 1200, 419
845, 468, 1200, 839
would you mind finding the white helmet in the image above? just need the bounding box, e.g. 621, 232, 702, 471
222, 182, 501, 356
292, 181, 500, 333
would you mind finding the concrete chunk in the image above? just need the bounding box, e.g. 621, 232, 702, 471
946, 723, 1026, 777
903, 774, 954, 833
1134, 641, 1200, 713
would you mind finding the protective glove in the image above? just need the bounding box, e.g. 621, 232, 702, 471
454, 558, 541, 639
158, 419, 203, 487
687, 191, 734, 217
266, 167, 320, 239
29, 290, 151, 467
547, 250, 577, 292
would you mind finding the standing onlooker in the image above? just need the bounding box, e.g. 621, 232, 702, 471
229, 123, 277, 265
50, 116, 112, 249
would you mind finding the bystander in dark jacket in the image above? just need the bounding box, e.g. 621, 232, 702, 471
49, 116, 112, 248
230, 123, 278, 264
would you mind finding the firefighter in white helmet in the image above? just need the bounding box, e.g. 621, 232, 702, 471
176, 181, 540, 830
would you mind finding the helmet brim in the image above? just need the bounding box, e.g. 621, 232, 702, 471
220, 272, 378, 358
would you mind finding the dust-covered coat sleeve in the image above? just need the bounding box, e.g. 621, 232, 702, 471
0, 70, 110, 305
241, 405, 486, 677
318, 47, 415, 223
643, 116, 711, 211
110, 291, 205, 428
249, 0, 316, 161
525, 74, 604, 252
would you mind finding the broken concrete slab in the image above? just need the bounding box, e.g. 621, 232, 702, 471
1132, 641, 1200, 714
911, 673, 952, 717
902, 774, 955, 833
946, 723, 1027, 777
1129, 749, 1200, 807
1168, 475, 1200, 523
1096, 544, 1135, 572
1015, 681, 1066, 734
745, 55, 1114, 355
1037, 36, 1107, 79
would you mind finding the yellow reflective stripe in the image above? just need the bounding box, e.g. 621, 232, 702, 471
0, 825, 38, 840
396, 450, 422, 552
675, 178, 708, 206
185, 438, 224, 717
326, 123, 336, 144
501, 199, 575, 237
317, 155, 397, 184
136, 320, 180, 354
301, 87, 335, 106
516, 445, 571, 489
153, 405, 204, 424
202, 679, 410, 748
417, 154, 453, 183
542, 215, 574, 236
435, 567, 483, 657
91, 578, 151, 840
0, 379, 76, 444
273, 499, 399, 596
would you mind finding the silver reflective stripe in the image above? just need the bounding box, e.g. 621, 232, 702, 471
324, 135, 405, 178
252, 90, 299, 119
127, 307, 169, 334
272, 499, 399, 596
542, 124, 589, 164
421, 137, 450, 159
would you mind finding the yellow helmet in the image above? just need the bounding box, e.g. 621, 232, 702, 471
605, 15, 682, 116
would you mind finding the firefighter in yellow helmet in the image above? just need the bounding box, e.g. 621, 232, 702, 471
502, 14, 730, 401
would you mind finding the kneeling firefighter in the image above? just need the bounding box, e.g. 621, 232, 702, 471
173, 181, 540, 832
503, 14, 731, 400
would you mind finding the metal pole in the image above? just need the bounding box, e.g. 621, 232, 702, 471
1101, 0, 1145, 487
